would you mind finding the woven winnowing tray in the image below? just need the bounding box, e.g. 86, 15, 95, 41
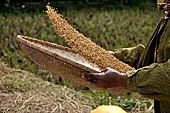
17, 35, 128, 92
16, 35, 117, 91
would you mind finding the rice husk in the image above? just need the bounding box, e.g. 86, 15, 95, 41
46, 5, 135, 73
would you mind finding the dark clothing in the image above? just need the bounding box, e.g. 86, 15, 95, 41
115, 18, 170, 113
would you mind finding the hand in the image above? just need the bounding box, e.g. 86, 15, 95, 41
108, 51, 115, 56
82, 67, 126, 89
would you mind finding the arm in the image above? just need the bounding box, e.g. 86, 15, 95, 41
126, 59, 170, 101
114, 44, 145, 68
82, 67, 127, 92
82, 60, 170, 101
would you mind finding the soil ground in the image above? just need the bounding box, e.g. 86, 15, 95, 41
0, 61, 96, 113
0, 61, 154, 113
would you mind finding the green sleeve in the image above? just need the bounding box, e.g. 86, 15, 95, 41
114, 44, 145, 68
126, 60, 170, 101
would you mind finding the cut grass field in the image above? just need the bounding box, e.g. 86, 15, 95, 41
0, 2, 161, 112
0, 61, 96, 113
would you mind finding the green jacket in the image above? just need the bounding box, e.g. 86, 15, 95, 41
114, 18, 170, 113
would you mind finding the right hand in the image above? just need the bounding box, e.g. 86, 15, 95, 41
82, 67, 126, 89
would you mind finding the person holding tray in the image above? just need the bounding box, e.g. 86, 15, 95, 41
82, 1, 170, 112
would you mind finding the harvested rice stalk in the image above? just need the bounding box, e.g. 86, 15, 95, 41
46, 5, 135, 73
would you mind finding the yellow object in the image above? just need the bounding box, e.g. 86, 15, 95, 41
91, 105, 126, 113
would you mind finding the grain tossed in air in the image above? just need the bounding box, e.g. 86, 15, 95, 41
46, 5, 135, 73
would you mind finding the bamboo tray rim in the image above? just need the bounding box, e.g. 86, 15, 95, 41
16, 35, 101, 73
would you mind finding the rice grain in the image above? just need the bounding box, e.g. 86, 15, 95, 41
46, 5, 135, 73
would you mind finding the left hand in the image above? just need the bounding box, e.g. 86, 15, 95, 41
108, 51, 115, 56
82, 67, 126, 89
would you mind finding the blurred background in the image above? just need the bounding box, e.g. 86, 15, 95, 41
0, 0, 160, 112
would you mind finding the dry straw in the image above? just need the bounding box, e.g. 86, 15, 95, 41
46, 5, 135, 73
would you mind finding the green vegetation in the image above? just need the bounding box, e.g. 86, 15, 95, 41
0, 8, 162, 73
1, 0, 156, 14
0, 1, 160, 112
